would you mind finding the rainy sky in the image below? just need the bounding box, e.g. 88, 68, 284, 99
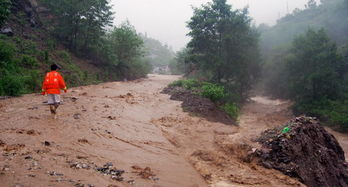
110, 0, 313, 51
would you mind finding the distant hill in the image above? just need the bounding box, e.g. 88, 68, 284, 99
260, 0, 348, 55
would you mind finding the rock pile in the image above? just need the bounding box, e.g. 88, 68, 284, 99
96, 163, 125, 182
256, 116, 348, 187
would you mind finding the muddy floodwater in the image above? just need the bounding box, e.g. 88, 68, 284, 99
1, 74, 347, 187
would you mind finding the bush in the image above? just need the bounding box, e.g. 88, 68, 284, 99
0, 39, 15, 63
201, 83, 225, 102
20, 55, 38, 68
221, 102, 239, 121
0, 75, 23, 96
22, 70, 41, 93
14, 37, 38, 55
169, 79, 200, 89
294, 97, 348, 132
58, 50, 71, 63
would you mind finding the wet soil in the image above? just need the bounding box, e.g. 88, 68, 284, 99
1, 74, 348, 187
162, 86, 234, 125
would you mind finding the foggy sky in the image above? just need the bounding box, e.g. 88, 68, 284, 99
110, 0, 312, 51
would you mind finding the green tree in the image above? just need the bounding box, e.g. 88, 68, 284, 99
42, 0, 113, 54
187, 0, 260, 100
169, 48, 190, 75
107, 22, 150, 79
286, 29, 343, 103
305, 0, 317, 9
0, 0, 11, 27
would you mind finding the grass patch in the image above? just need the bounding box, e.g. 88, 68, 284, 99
169, 79, 240, 120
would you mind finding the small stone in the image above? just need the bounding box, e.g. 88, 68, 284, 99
74, 183, 84, 187
127, 180, 135, 185
111, 175, 123, 181
73, 113, 81, 119
28, 174, 36, 177
104, 162, 113, 168
44, 141, 51, 146
71, 97, 78, 102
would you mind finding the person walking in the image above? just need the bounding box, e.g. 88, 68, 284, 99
41, 64, 67, 118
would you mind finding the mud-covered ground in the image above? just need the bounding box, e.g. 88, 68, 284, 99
1, 74, 348, 187
256, 116, 348, 187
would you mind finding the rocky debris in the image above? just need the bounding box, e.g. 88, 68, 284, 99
35, 148, 51, 154
162, 86, 234, 125
3, 144, 25, 152
96, 162, 125, 182
74, 183, 95, 187
79, 92, 88, 96
78, 138, 89, 144
118, 93, 133, 98
73, 113, 81, 119
81, 106, 87, 112
127, 180, 135, 185
76, 155, 88, 160
43, 141, 51, 146
15, 129, 40, 135
256, 116, 348, 187
27, 106, 38, 110
0, 139, 5, 147
28, 174, 36, 177
0, 27, 13, 36
107, 116, 116, 120
27, 160, 41, 170
71, 97, 78, 102
2, 165, 10, 171
131, 165, 157, 180
68, 161, 91, 170
28, 116, 40, 120
47, 171, 64, 176
27, 129, 38, 135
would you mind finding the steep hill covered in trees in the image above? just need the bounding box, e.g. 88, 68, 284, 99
260, 0, 348, 55
0, 0, 151, 96
260, 0, 348, 131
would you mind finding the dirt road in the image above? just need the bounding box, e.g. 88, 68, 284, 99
0, 74, 347, 187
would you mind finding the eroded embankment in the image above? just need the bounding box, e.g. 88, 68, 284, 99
160, 87, 305, 186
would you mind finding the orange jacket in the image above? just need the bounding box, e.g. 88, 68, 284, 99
42, 71, 67, 94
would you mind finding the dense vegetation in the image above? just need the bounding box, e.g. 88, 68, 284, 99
168, 48, 189, 75
169, 0, 261, 120
171, 0, 260, 104
170, 79, 239, 120
0, 0, 152, 96
260, 0, 348, 131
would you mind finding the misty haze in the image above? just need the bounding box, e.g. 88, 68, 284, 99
0, 0, 348, 187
